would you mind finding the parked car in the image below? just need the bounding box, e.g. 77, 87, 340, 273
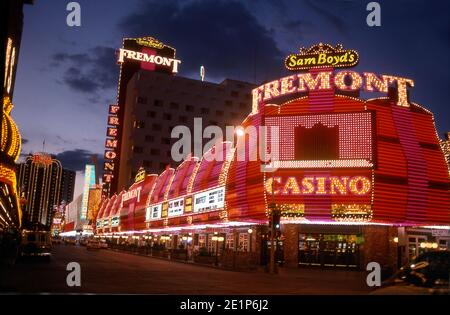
86, 239, 101, 250
372, 250, 449, 295
20, 230, 52, 261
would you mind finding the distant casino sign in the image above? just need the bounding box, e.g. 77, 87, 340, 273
117, 49, 181, 73
285, 43, 359, 71
136, 37, 165, 49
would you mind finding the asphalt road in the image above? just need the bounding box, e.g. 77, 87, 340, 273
0, 245, 373, 294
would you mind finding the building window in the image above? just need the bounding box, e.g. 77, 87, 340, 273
132, 146, 143, 154
231, 91, 239, 97
170, 102, 179, 109
209, 120, 218, 126
239, 102, 247, 108
186, 105, 194, 112
201, 108, 209, 114
150, 149, 160, 155
225, 100, 233, 106
238, 233, 249, 252
137, 96, 147, 104
168, 126, 174, 133
163, 113, 172, 120
216, 110, 224, 116
161, 138, 170, 145
179, 116, 187, 123
152, 124, 162, 131
147, 111, 156, 118
145, 135, 154, 142
134, 121, 145, 129
154, 99, 163, 107
231, 112, 238, 118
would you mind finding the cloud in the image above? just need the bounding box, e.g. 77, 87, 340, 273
303, 0, 349, 35
54, 149, 104, 173
118, 0, 284, 83
51, 46, 118, 96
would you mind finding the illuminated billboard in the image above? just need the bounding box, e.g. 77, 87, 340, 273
81, 164, 96, 220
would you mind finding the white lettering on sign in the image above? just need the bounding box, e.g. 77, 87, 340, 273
168, 198, 184, 217
122, 187, 142, 207
252, 71, 414, 113
194, 187, 225, 213
117, 48, 181, 73
147, 204, 162, 221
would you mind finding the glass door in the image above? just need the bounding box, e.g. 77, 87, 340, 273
408, 235, 427, 260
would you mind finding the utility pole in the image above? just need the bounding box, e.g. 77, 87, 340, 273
269, 171, 278, 274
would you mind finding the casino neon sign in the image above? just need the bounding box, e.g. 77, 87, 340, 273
285, 43, 359, 71
253, 43, 415, 113
265, 176, 372, 196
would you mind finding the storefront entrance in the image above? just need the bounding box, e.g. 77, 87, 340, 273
407, 235, 428, 260
260, 233, 285, 266
298, 233, 360, 269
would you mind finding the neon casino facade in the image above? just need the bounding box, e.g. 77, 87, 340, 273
96, 43, 450, 270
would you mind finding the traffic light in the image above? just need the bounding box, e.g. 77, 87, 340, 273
271, 209, 281, 231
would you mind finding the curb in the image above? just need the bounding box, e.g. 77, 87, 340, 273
106, 248, 258, 273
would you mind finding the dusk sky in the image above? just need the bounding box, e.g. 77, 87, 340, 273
12, 0, 450, 197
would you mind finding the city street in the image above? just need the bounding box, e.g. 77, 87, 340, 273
0, 245, 373, 295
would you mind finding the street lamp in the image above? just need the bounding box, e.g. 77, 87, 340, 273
235, 127, 245, 137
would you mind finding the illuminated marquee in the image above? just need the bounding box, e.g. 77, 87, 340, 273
146, 203, 162, 221
31, 153, 53, 167
121, 186, 141, 206
134, 167, 146, 183
117, 49, 181, 73
252, 70, 414, 112
136, 37, 165, 49
168, 197, 184, 217
193, 187, 225, 213
265, 176, 371, 196
285, 43, 359, 71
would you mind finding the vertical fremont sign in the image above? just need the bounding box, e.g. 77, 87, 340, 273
102, 37, 180, 198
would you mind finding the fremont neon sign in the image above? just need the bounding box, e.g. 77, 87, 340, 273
252, 70, 414, 113
265, 176, 371, 196
117, 48, 181, 73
